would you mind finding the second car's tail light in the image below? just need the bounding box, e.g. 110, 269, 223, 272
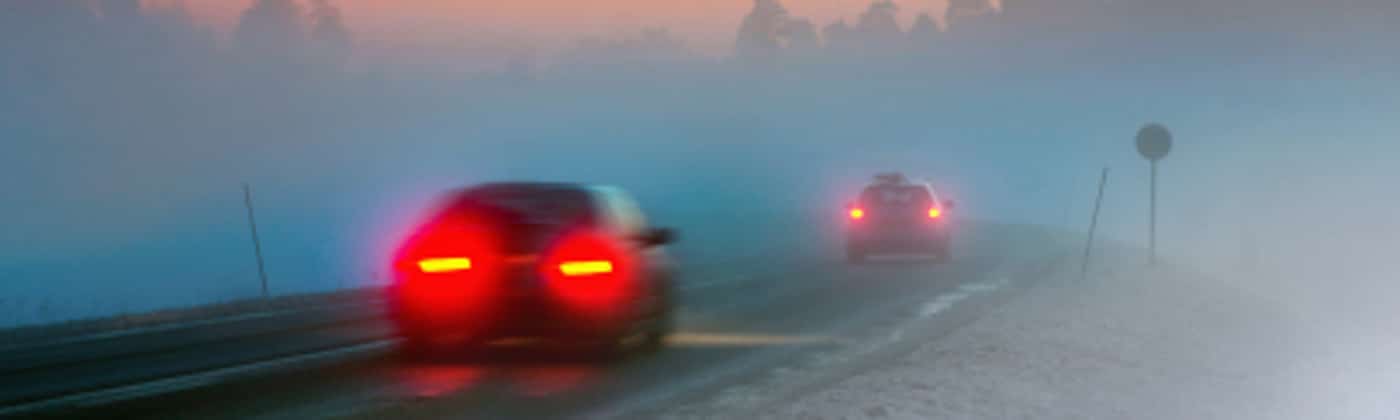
927, 207, 943, 219
542, 231, 636, 313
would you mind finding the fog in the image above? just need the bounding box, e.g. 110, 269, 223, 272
3, 0, 1399, 326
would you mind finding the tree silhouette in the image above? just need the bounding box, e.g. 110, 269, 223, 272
857, 0, 904, 43
944, 0, 994, 31
309, 0, 352, 71
781, 18, 821, 53
234, 0, 307, 73
822, 19, 857, 52
735, 0, 789, 62
910, 13, 940, 39
908, 12, 941, 51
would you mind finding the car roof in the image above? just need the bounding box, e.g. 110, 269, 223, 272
462, 182, 587, 193
433, 182, 593, 213
866, 174, 933, 189
862, 176, 943, 202
445, 182, 646, 210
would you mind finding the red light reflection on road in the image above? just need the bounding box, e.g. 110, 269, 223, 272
509, 365, 601, 397
392, 361, 601, 400
398, 365, 486, 398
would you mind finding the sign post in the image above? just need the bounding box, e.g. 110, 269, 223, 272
1082, 168, 1109, 280
1135, 123, 1173, 266
243, 183, 270, 299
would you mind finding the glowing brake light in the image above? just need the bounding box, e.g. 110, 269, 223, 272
928, 207, 943, 219
558, 260, 615, 277
391, 216, 506, 318
849, 208, 866, 220
417, 257, 473, 273
542, 231, 636, 314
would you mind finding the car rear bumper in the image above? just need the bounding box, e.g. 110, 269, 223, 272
847, 225, 950, 252
388, 287, 638, 341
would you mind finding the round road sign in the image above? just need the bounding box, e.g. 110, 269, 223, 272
1136, 123, 1172, 161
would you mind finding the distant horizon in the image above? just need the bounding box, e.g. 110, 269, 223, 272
152, 0, 957, 58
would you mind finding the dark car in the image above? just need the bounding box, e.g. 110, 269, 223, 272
844, 174, 954, 263
388, 183, 677, 356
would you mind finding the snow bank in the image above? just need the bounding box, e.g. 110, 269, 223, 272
664, 252, 1400, 419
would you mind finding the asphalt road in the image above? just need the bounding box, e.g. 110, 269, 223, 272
37, 223, 1061, 420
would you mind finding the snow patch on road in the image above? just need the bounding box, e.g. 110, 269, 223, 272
956, 277, 1006, 294
915, 293, 967, 318
661, 260, 1400, 420
788, 271, 1400, 419
917, 277, 1007, 319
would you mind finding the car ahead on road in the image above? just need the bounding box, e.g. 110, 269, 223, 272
388, 182, 678, 357
844, 174, 955, 263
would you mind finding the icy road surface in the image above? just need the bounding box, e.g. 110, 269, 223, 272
661, 251, 1400, 420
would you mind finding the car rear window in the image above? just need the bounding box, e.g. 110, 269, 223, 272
453, 185, 595, 227
861, 185, 933, 208
431, 185, 597, 253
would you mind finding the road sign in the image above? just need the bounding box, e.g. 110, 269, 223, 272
1136, 123, 1172, 161
1135, 123, 1171, 266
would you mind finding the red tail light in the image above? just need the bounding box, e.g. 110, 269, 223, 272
391, 219, 503, 317
392, 218, 506, 303
557, 260, 615, 277
927, 207, 943, 219
394, 222, 496, 276
417, 257, 472, 273
849, 208, 866, 220
542, 231, 635, 313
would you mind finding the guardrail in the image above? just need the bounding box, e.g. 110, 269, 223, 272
0, 298, 392, 415
0, 254, 800, 415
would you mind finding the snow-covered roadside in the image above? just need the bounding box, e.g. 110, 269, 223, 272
661, 253, 1400, 420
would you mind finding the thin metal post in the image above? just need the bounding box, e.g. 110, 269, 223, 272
1082, 168, 1109, 280
243, 183, 269, 299
1149, 161, 1157, 266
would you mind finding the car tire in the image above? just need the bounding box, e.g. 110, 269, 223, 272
639, 308, 674, 354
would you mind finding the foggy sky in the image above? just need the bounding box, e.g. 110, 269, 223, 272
4, 0, 1400, 326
